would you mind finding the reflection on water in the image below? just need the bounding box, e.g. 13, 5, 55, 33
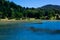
0, 21, 60, 40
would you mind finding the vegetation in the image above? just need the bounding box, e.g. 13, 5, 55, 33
0, 0, 60, 20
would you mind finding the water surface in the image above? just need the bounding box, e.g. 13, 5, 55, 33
0, 21, 60, 40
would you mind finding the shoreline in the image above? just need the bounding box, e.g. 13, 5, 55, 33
0, 20, 60, 25
0, 20, 60, 23
0, 19, 60, 22
0, 18, 60, 22
1, 19, 60, 22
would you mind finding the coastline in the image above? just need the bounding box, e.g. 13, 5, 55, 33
0, 19, 60, 22
0, 19, 60, 24
0, 18, 60, 22
0, 19, 60, 25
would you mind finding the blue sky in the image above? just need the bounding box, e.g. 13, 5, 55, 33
9, 0, 60, 8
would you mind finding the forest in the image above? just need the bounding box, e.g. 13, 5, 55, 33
0, 0, 60, 20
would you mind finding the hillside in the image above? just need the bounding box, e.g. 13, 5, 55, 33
0, 0, 60, 20
41, 4, 60, 10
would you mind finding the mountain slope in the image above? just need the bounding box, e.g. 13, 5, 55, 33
41, 4, 60, 10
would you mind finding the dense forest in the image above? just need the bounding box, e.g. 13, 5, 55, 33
0, 0, 60, 20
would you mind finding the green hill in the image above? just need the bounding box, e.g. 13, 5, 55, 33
0, 0, 60, 20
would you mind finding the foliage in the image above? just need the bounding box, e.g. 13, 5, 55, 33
0, 0, 60, 20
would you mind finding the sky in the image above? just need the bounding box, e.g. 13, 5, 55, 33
9, 0, 60, 8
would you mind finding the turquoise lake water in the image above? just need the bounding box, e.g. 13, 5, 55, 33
0, 21, 60, 40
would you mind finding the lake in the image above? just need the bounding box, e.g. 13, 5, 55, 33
0, 21, 60, 40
